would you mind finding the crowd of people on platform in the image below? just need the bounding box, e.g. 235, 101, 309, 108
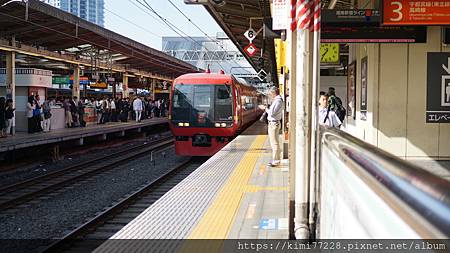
0, 94, 168, 137
92, 96, 168, 125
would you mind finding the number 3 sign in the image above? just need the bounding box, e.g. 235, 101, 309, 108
383, 0, 450, 25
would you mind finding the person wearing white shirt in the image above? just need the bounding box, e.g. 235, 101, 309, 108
95, 98, 103, 124
266, 86, 284, 167
133, 97, 143, 122
319, 93, 342, 128
110, 99, 117, 122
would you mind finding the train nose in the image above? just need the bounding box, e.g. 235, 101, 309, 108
192, 134, 212, 147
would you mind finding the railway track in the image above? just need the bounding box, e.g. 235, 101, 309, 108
41, 158, 202, 253
0, 136, 174, 212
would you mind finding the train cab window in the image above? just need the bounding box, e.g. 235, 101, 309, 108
193, 85, 213, 125
215, 85, 233, 121
193, 86, 212, 108
172, 84, 193, 121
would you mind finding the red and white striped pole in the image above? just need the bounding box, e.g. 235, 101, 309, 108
290, 0, 322, 240
290, 0, 297, 32
312, 0, 321, 32
288, 0, 299, 239
293, 0, 312, 240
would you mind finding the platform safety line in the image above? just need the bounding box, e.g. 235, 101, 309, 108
186, 135, 267, 240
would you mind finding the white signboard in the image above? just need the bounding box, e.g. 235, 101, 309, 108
272, 0, 289, 30
244, 28, 257, 42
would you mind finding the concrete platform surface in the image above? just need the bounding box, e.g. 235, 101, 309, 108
0, 118, 168, 152
94, 121, 288, 252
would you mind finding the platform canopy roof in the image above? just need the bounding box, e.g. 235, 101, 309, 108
202, 0, 278, 83
201, 0, 355, 84
0, 0, 201, 80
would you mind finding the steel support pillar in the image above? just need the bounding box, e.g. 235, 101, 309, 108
287, 25, 298, 239
152, 79, 156, 100
309, 23, 321, 239
123, 74, 129, 98
5, 51, 16, 135
293, 30, 314, 240
72, 65, 80, 99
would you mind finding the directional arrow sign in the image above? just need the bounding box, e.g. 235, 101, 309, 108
244, 28, 257, 42
257, 69, 267, 81
442, 57, 450, 107
443, 57, 450, 75
244, 43, 258, 57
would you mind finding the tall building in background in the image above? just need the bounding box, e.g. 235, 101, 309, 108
41, 0, 104, 27
162, 32, 256, 78
41, 0, 61, 8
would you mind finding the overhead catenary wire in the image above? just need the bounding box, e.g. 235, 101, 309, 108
104, 7, 162, 39
135, 0, 229, 72
126, 0, 176, 34
166, 0, 251, 74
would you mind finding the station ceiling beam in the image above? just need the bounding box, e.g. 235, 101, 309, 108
0, 0, 200, 83
202, 0, 278, 84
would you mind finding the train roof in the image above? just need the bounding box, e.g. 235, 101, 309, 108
175, 72, 233, 82
175, 72, 254, 88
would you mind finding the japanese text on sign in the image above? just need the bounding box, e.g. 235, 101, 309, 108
383, 0, 450, 25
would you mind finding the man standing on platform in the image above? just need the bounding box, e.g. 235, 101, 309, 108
319, 92, 341, 128
266, 86, 284, 167
133, 96, 143, 122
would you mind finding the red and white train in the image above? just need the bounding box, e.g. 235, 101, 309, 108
169, 71, 264, 156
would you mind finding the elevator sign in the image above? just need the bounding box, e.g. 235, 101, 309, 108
426, 52, 450, 123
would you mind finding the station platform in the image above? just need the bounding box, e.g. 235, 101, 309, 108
0, 118, 168, 153
97, 121, 288, 245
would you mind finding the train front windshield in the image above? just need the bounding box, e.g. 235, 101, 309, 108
171, 84, 233, 127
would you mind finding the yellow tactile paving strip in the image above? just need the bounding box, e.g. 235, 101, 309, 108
187, 135, 267, 239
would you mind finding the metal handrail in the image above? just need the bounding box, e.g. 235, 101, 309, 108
320, 126, 450, 238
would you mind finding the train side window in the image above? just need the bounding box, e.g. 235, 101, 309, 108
242, 96, 254, 110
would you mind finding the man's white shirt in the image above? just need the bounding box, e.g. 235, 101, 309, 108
319, 107, 342, 127
266, 95, 283, 121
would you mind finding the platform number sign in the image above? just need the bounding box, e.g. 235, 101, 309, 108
383, 0, 450, 25
426, 53, 450, 123
244, 28, 256, 42
244, 43, 258, 57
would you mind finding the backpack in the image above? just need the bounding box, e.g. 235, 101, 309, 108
331, 96, 346, 122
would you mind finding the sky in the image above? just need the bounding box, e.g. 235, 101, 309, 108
105, 0, 224, 50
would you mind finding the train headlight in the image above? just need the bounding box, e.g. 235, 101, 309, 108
178, 123, 184, 127
184, 123, 190, 127
215, 123, 221, 127
221, 123, 227, 128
